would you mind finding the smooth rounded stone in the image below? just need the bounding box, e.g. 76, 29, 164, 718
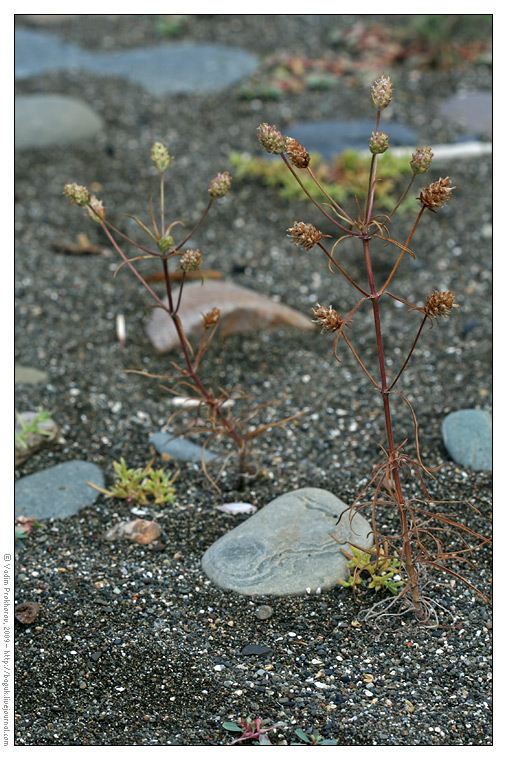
201, 487, 372, 596
15, 460, 105, 520
255, 604, 274, 620
281, 119, 418, 160
438, 91, 492, 138
149, 432, 216, 463
15, 95, 104, 150
442, 409, 492, 471
15, 28, 260, 96
15, 365, 48, 385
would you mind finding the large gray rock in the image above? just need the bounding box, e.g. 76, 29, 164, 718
15, 460, 105, 520
146, 280, 315, 353
201, 487, 372, 596
15, 94, 104, 149
442, 409, 492, 471
15, 28, 259, 96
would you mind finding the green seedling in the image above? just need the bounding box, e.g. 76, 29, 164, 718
340, 544, 405, 595
15, 408, 53, 449
223, 716, 284, 745
90, 457, 177, 506
292, 728, 338, 746
155, 15, 188, 37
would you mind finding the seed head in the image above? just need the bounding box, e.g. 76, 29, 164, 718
418, 177, 455, 212
208, 171, 232, 199
312, 304, 344, 333
287, 221, 323, 251
257, 123, 286, 154
157, 235, 174, 253
285, 137, 310, 168
202, 307, 220, 329
425, 290, 459, 319
371, 74, 393, 110
151, 142, 172, 172
86, 195, 106, 223
64, 182, 90, 206
410, 145, 434, 175
180, 249, 203, 272
369, 131, 389, 154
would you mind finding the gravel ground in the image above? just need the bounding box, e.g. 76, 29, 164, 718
14, 15, 492, 746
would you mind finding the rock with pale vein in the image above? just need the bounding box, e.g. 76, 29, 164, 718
201, 487, 372, 596
146, 280, 315, 353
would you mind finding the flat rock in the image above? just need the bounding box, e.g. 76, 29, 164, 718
146, 280, 315, 353
15, 365, 48, 385
282, 119, 418, 160
438, 91, 492, 138
201, 487, 372, 596
442, 409, 492, 471
15, 460, 105, 520
16, 94, 104, 150
149, 431, 216, 463
15, 28, 259, 96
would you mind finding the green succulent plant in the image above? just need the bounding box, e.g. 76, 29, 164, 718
91, 457, 177, 506
229, 149, 415, 211
340, 543, 405, 595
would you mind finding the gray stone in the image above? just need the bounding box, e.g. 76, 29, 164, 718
146, 280, 315, 354
15, 95, 104, 150
255, 604, 274, 620
15, 460, 105, 520
438, 91, 492, 138
442, 409, 492, 472
15, 28, 259, 96
201, 487, 372, 596
282, 119, 418, 160
15, 365, 48, 385
149, 432, 216, 463
240, 644, 273, 657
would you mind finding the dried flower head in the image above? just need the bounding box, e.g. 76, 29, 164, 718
285, 137, 310, 168
257, 123, 286, 154
371, 74, 393, 110
410, 145, 434, 175
208, 171, 232, 199
180, 249, 203, 272
151, 142, 172, 172
424, 290, 459, 319
64, 182, 90, 206
287, 221, 323, 251
369, 131, 389, 155
86, 195, 106, 223
418, 177, 455, 211
202, 307, 220, 329
312, 304, 344, 332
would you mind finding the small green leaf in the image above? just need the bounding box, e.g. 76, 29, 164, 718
222, 721, 242, 732
294, 729, 310, 743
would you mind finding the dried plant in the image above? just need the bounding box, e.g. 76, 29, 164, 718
64, 146, 301, 492
257, 75, 490, 627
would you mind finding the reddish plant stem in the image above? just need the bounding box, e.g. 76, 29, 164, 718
362, 237, 424, 616
102, 220, 245, 455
